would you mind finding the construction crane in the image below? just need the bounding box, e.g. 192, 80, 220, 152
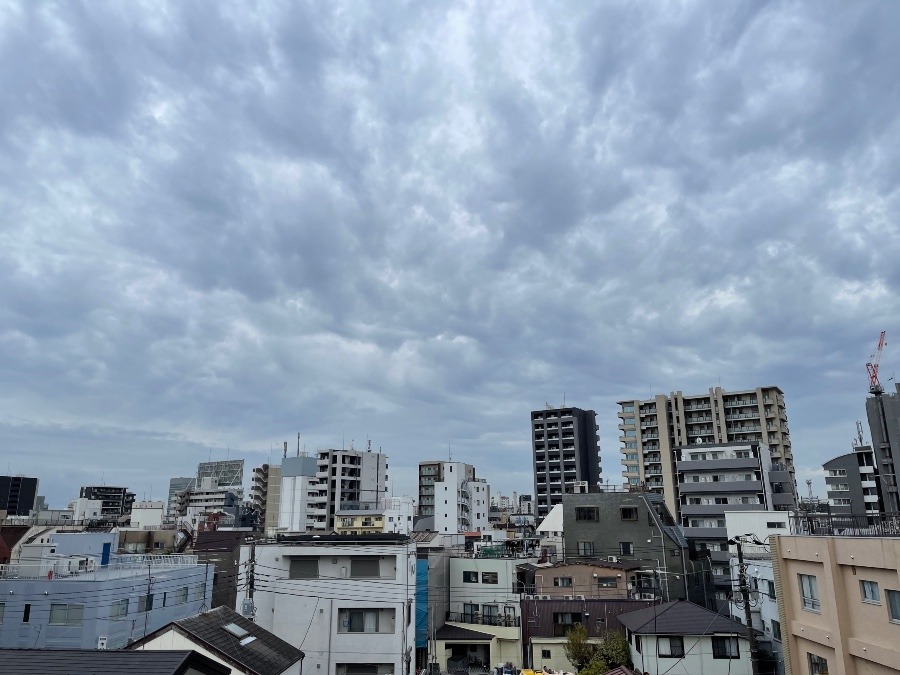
867, 330, 887, 395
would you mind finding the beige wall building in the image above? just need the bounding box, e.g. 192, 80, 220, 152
617, 386, 793, 517
532, 560, 641, 600
772, 533, 900, 675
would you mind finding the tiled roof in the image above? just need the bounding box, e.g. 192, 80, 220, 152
617, 600, 749, 637
0, 649, 230, 674
131, 607, 304, 675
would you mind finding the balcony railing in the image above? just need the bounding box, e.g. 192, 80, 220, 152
790, 512, 900, 537
447, 611, 520, 627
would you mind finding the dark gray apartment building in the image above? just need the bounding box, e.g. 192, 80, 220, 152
0, 475, 39, 517
79, 485, 135, 519
560, 490, 712, 607
531, 406, 601, 520
866, 383, 900, 511
823, 443, 886, 518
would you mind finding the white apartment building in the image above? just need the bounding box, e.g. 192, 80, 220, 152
239, 534, 415, 675
311, 449, 388, 531
418, 461, 490, 533
278, 454, 319, 532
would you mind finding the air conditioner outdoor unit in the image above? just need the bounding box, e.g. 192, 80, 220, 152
540, 595, 551, 600
575, 595, 585, 600
523, 594, 535, 600
641, 593, 656, 600
565, 595, 574, 600
608, 555, 618, 563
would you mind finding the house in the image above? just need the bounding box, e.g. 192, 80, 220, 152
529, 559, 643, 600
239, 533, 415, 675
0, 648, 230, 674
130, 606, 305, 675
618, 600, 751, 675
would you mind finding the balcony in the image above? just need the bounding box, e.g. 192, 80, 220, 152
642, 432, 659, 440
680, 503, 762, 516
682, 526, 727, 539
446, 611, 520, 627
679, 481, 763, 494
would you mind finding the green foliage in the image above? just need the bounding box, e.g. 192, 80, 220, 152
596, 630, 632, 669
576, 658, 610, 675
564, 623, 598, 670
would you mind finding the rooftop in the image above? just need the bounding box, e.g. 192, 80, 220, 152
618, 600, 749, 637
0, 649, 229, 675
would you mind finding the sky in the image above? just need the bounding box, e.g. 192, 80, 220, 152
1, 1, 898, 509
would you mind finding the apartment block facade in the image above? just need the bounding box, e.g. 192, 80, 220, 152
311, 450, 388, 531
531, 406, 601, 520
78, 486, 135, 519
418, 461, 490, 533
618, 386, 793, 518
0, 476, 38, 517
824, 443, 886, 518
866, 383, 900, 512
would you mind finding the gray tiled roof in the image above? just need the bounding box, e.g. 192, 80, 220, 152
617, 600, 749, 637
132, 607, 304, 675
0, 649, 230, 674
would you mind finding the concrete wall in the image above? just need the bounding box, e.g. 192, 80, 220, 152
629, 634, 752, 675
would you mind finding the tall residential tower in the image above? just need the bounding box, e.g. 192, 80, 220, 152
617, 386, 793, 518
531, 406, 601, 520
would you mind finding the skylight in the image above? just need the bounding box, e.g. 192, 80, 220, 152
223, 622, 249, 638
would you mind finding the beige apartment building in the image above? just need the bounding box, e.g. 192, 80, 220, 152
617, 386, 793, 517
772, 531, 900, 674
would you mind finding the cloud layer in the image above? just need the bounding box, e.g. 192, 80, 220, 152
2, 1, 898, 505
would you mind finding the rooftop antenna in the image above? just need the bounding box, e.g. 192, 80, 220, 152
283, 441, 288, 459
806, 479, 814, 501
563, 392, 566, 406
448, 443, 452, 463
857, 421, 865, 447
298, 433, 301, 456
367, 439, 372, 453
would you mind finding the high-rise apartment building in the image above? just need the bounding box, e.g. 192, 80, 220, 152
78, 486, 135, 519
197, 460, 244, 499
0, 475, 39, 517
309, 449, 387, 530
417, 461, 490, 533
167, 477, 194, 517
617, 386, 793, 518
865, 382, 900, 511
531, 406, 601, 520
823, 442, 886, 518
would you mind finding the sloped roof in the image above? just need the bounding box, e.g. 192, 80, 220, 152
536, 503, 564, 532
618, 600, 749, 637
436, 624, 495, 641
130, 607, 304, 675
0, 649, 229, 674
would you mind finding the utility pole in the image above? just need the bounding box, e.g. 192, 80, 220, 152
729, 536, 760, 675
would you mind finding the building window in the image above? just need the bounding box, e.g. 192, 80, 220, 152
174, 586, 188, 605
799, 574, 820, 612
138, 594, 154, 613
350, 557, 381, 578
620, 542, 634, 556
620, 507, 638, 521
338, 608, 395, 634
596, 577, 618, 589
463, 571, 478, 583
552, 612, 582, 637
766, 580, 776, 600
577, 541, 594, 556
712, 636, 739, 659
110, 599, 129, 619
49, 603, 85, 626
481, 572, 498, 585
0, 602, 4, 624
289, 557, 319, 579
194, 582, 207, 601
553, 577, 573, 588
635, 635, 641, 653
575, 507, 599, 521
772, 620, 781, 642
541, 649, 551, 659
860, 580, 880, 604
657, 636, 684, 657
887, 590, 900, 623
808, 653, 829, 674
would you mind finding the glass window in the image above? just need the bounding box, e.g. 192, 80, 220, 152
620, 507, 638, 521
575, 507, 599, 521
338, 608, 394, 634
596, 576, 618, 589
541, 649, 551, 659
110, 599, 129, 619
712, 636, 739, 658
772, 620, 781, 642
620, 542, 634, 555
808, 653, 829, 674
799, 574, 820, 612
50, 603, 84, 626
577, 541, 594, 556
463, 570, 478, 583
887, 590, 900, 623
350, 557, 380, 578
658, 636, 684, 657
860, 580, 880, 604
481, 572, 498, 585
553, 577, 573, 587
624, 429, 636, 437
138, 594, 154, 613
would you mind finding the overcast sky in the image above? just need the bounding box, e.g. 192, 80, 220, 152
2, 1, 898, 508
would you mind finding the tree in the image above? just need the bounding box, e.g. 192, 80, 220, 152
575, 658, 609, 675
596, 630, 632, 669
564, 623, 598, 671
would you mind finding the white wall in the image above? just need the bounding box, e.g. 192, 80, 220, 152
448, 557, 533, 619
630, 634, 752, 675
278, 474, 314, 532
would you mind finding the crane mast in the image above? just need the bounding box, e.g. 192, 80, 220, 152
867, 331, 887, 395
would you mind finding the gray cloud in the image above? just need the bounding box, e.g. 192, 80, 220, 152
1, 0, 899, 504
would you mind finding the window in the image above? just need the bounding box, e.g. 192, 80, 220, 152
138, 594, 154, 613
860, 580, 880, 604
338, 608, 395, 633
596, 576, 618, 588
110, 599, 129, 619
289, 557, 319, 579
174, 586, 188, 605
620, 507, 638, 521
635, 635, 641, 653
887, 590, 900, 623
350, 557, 380, 578
772, 620, 781, 642
481, 572, 498, 584
766, 521, 786, 529
765, 580, 776, 599
620, 542, 634, 556
552, 612, 582, 636
194, 582, 207, 601
577, 541, 594, 556
463, 571, 478, 583
657, 636, 684, 657
462, 603, 479, 622
799, 574, 820, 611
827, 469, 847, 477
553, 577, 573, 587
712, 636, 739, 659
575, 507, 598, 521
23, 603, 30, 623
49, 603, 85, 626
808, 653, 829, 674
541, 649, 551, 659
